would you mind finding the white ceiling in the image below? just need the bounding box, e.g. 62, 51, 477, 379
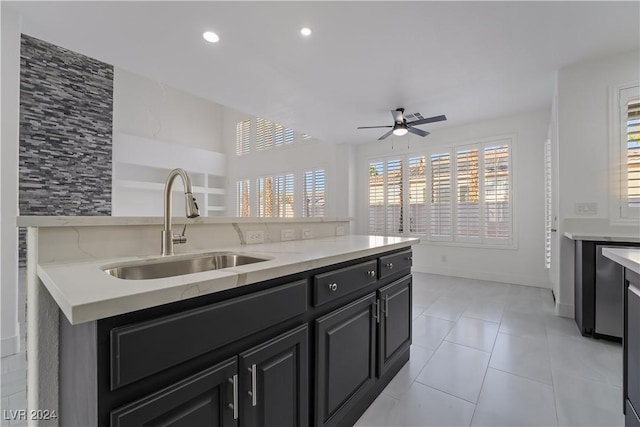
5, 1, 639, 144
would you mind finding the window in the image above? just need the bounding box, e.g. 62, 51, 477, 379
303, 169, 326, 217
368, 159, 404, 235
236, 120, 251, 155
614, 85, 640, 220
368, 137, 513, 246
256, 174, 294, 218
236, 179, 251, 217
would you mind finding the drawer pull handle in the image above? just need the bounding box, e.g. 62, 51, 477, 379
368, 270, 376, 277
373, 300, 380, 323
328, 283, 338, 291
386, 263, 394, 269
228, 375, 238, 419
406, 256, 412, 261
248, 364, 257, 406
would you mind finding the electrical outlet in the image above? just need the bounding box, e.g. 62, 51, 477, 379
281, 229, 295, 241
246, 230, 264, 244
302, 229, 313, 239
335, 226, 346, 236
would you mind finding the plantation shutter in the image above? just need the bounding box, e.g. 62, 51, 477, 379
386, 159, 403, 234
368, 162, 385, 233
304, 170, 326, 217
256, 176, 274, 217
456, 147, 480, 241
626, 99, 640, 210
274, 174, 295, 217
429, 153, 452, 240
236, 179, 250, 217
236, 120, 251, 155
408, 156, 427, 234
484, 143, 511, 241
256, 118, 274, 151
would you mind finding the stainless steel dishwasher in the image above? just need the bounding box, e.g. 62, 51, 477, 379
595, 245, 632, 339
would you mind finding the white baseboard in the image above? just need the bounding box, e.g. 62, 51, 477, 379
411, 265, 551, 289
1, 334, 20, 357
555, 302, 574, 318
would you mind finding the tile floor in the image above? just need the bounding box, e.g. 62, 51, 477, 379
354, 272, 624, 427
1, 272, 624, 427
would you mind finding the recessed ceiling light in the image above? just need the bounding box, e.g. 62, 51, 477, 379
300, 27, 312, 37
203, 31, 220, 43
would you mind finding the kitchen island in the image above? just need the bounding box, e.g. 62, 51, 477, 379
18, 216, 418, 426
603, 247, 640, 427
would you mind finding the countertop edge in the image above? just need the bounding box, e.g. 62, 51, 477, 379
40, 236, 419, 324
602, 247, 640, 275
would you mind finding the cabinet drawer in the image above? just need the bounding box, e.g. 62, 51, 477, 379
378, 250, 412, 280
313, 260, 377, 306
110, 280, 307, 390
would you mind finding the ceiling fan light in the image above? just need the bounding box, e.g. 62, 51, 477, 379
393, 126, 408, 136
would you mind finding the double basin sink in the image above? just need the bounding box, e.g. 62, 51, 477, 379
103, 252, 269, 280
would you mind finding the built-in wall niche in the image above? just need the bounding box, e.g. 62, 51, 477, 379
112, 133, 226, 217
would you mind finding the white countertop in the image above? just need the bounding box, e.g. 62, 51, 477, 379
563, 231, 640, 243
602, 247, 640, 275
38, 235, 418, 325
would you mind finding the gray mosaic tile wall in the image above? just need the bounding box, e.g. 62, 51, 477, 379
18, 35, 114, 265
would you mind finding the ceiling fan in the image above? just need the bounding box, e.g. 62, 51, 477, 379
357, 108, 447, 140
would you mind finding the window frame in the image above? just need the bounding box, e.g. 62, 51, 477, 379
366, 135, 516, 249
610, 82, 640, 223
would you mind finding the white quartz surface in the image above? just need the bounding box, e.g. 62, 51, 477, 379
563, 231, 640, 243
38, 235, 418, 324
602, 247, 640, 275
17, 215, 352, 227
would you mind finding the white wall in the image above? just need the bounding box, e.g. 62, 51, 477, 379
0, 5, 21, 356
223, 107, 353, 219
354, 109, 551, 288
555, 49, 640, 316
113, 68, 225, 153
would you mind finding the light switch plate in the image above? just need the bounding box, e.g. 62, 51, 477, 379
302, 229, 313, 239
246, 230, 265, 244
575, 202, 598, 215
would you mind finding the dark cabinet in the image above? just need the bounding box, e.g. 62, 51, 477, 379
111, 325, 308, 427
60, 248, 413, 427
111, 357, 238, 427
239, 325, 308, 427
378, 276, 412, 376
626, 269, 640, 425
315, 275, 412, 427
315, 293, 378, 427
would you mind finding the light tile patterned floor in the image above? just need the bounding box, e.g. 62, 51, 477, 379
355, 272, 624, 427
1, 272, 624, 427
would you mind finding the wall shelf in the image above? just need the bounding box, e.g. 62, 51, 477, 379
112, 133, 226, 217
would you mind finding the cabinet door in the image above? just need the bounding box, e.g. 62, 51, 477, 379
315, 293, 377, 427
110, 357, 238, 427
239, 325, 308, 427
378, 275, 412, 377
628, 282, 640, 413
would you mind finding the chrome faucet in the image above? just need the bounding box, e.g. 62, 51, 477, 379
161, 168, 200, 256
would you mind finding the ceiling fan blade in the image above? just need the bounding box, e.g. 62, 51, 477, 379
406, 114, 447, 126
391, 109, 404, 123
357, 125, 393, 129
378, 129, 394, 140
408, 127, 430, 137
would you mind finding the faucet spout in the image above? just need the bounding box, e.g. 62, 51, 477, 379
162, 168, 200, 256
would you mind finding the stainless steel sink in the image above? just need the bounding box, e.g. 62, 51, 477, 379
103, 252, 269, 280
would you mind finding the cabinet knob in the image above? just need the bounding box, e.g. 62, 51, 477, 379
386, 263, 394, 269
328, 283, 338, 291
368, 270, 376, 277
